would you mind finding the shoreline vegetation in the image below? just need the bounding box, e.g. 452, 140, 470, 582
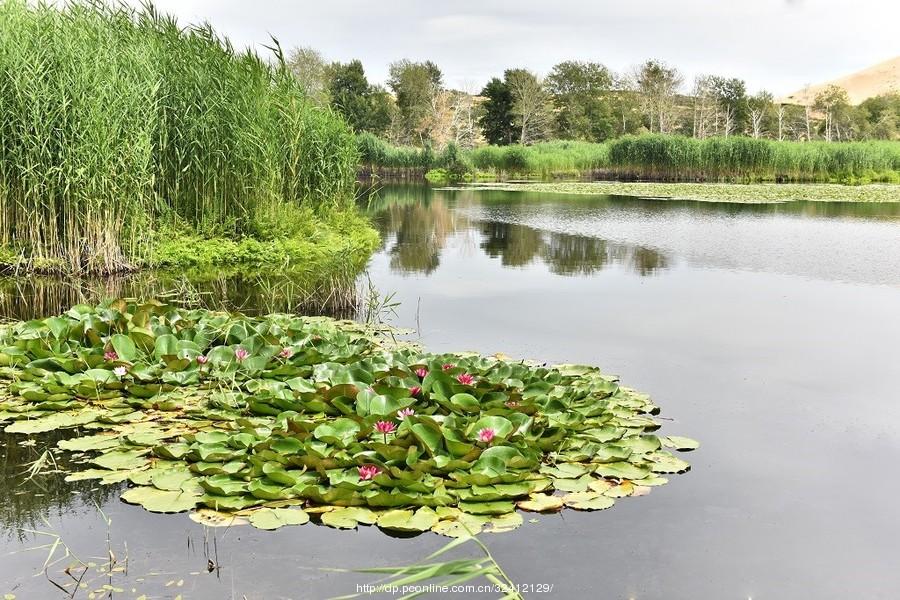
2, 1, 898, 279
0, 1, 375, 276
359, 134, 900, 185
448, 181, 900, 204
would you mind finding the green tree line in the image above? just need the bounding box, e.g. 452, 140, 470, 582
289, 49, 900, 149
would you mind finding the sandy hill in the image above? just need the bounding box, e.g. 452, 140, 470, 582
779, 56, 900, 106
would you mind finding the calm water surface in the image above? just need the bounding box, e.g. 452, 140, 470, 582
2, 184, 899, 599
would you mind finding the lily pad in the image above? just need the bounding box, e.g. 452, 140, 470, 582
321, 507, 379, 529
121, 487, 201, 513
248, 508, 310, 530
663, 436, 701, 451
563, 492, 615, 511
376, 507, 439, 532
517, 493, 564, 513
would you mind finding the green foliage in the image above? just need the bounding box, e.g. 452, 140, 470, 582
387, 59, 443, 143
546, 61, 616, 141
438, 142, 473, 180
0, 1, 358, 274
0, 300, 695, 536
858, 93, 900, 140
327, 60, 392, 135
148, 210, 378, 271
478, 78, 517, 145
0, 247, 20, 271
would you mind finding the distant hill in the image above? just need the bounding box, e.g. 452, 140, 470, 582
779, 56, 900, 106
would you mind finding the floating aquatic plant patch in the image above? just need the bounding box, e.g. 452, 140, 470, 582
0, 300, 696, 536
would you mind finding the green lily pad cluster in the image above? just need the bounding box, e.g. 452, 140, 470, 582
0, 299, 696, 536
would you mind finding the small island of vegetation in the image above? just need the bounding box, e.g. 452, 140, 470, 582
0, 300, 696, 535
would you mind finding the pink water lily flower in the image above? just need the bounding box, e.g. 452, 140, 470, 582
456, 373, 475, 385
409, 386, 422, 397
442, 363, 454, 371
103, 350, 118, 362
398, 407, 415, 419
358, 464, 381, 481
113, 366, 127, 377
279, 347, 294, 359
196, 355, 209, 365
374, 420, 397, 443
234, 348, 249, 362
477, 427, 496, 443
415, 367, 428, 379
375, 420, 397, 434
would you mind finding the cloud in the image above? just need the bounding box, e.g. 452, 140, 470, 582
422, 14, 539, 42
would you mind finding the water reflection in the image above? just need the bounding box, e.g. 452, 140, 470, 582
0, 432, 118, 539
0, 269, 360, 322
365, 186, 669, 277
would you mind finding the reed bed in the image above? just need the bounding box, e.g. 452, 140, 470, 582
357, 133, 437, 174
0, 1, 358, 274
361, 134, 900, 183
359, 137, 612, 179
470, 141, 611, 178
607, 135, 900, 182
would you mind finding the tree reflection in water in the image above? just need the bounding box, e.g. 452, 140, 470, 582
365, 185, 669, 277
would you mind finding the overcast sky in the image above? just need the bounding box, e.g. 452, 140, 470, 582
136, 0, 898, 95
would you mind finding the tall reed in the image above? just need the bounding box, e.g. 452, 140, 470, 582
0, 1, 357, 274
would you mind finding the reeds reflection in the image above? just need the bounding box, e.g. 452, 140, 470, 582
0, 268, 362, 322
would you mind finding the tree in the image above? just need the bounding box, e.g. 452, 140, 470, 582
545, 61, 615, 141
710, 77, 747, 137
505, 68, 553, 144
776, 103, 787, 141
447, 86, 481, 148
423, 88, 480, 150
367, 85, 397, 137
858, 93, 900, 140
747, 91, 774, 139
388, 59, 443, 144
690, 74, 749, 137
286, 46, 329, 105
327, 60, 391, 135
609, 74, 643, 136
478, 77, 517, 145
634, 60, 683, 133
814, 85, 851, 141
690, 75, 716, 138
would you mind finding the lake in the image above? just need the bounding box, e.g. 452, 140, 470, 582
2, 183, 899, 599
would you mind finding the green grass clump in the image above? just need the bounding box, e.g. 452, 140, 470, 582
148, 210, 379, 271
0, 1, 359, 274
